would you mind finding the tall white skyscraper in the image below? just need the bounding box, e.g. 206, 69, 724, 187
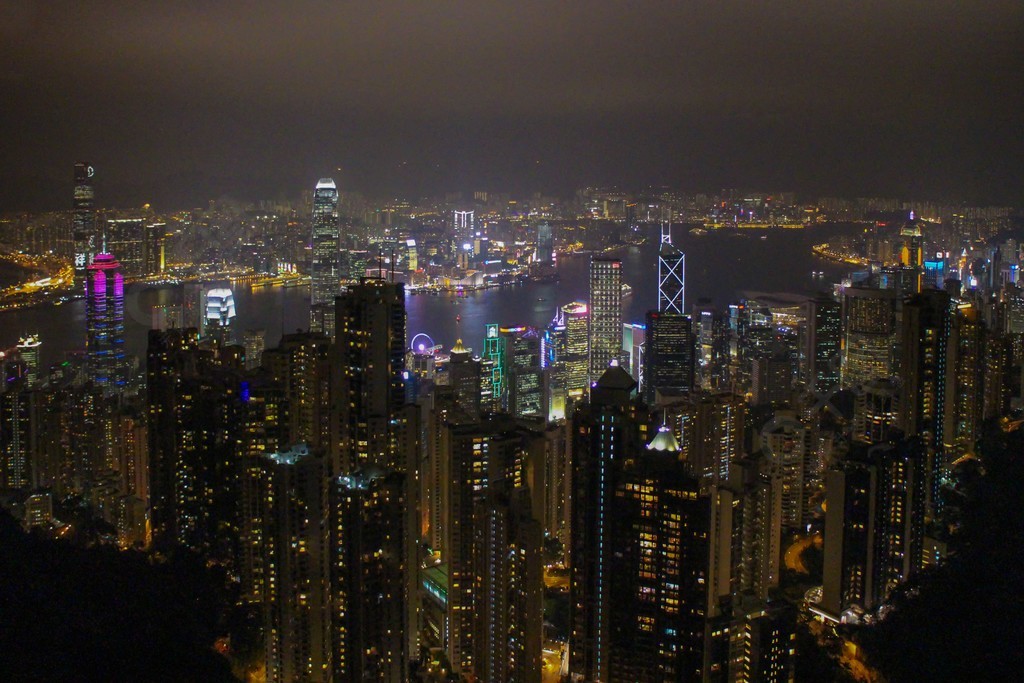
310, 179, 340, 328
588, 257, 622, 381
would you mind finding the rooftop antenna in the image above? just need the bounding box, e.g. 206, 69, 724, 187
661, 221, 672, 245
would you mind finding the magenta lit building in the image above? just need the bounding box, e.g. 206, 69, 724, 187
86, 253, 127, 390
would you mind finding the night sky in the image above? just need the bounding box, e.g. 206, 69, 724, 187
1, 1, 1021, 209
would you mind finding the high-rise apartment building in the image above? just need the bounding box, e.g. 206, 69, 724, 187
331, 468, 412, 682
588, 258, 622, 381
255, 446, 332, 683
899, 290, 951, 517
331, 278, 408, 473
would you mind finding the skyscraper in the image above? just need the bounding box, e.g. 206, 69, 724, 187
331, 278, 408, 473
842, 287, 897, 388
588, 258, 622, 381
658, 223, 685, 314
806, 295, 841, 394
16, 335, 41, 388
256, 446, 332, 683
536, 221, 554, 264
86, 253, 127, 390
310, 178, 340, 333
554, 302, 589, 400
899, 290, 951, 517
643, 310, 695, 404
73, 162, 96, 291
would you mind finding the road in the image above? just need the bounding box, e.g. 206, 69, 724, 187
784, 533, 822, 574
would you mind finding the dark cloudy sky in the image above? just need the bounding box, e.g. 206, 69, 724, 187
1, 1, 1021, 209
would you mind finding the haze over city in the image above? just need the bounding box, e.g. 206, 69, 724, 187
1, 1, 1022, 208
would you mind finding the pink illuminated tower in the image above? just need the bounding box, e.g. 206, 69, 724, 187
86, 253, 127, 390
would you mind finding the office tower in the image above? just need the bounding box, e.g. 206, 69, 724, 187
0, 383, 33, 490
448, 338, 482, 420
477, 323, 504, 412
841, 287, 897, 388
588, 258, 622, 380
144, 222, 166, 276
86, 253, 128, 391
104, 218, 145, 277
471, 485, 543, 683
16, 335, 41, 388
621, 322, 646, 389
254, 446, 332, 683
658, 223, 686, 314
536, 221, 554, 263
204, 287, 236, 345
853, 379, 900, 444
805, 296, 841, 394
263, 332, 332, 449
310, 178, 340, 331
331, 468, 411, 682
899, 290, 951, 517
501, 326, 544, 418
751, 351, 793, 406
695, 301, 731, 390
405, 238, 418, 272
441, 415, 545, 677
570, 369, 729, 681
242, 329, 266, 371
332, 278, 407, 473
73, 162, 96, 290
555, 302, 589, 400
820, 439, 926, 620
643, 311, 695, 405
453, 209, 475, 245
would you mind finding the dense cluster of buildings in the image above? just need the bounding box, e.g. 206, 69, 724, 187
0, 169, 1021, 681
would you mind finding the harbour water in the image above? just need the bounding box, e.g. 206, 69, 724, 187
0, 223, 861, 368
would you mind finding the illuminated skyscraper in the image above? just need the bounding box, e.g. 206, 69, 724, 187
536, 221, 554, 263
658, 223, 685, 314
643, 311, 695, 404
555, 302, 589, 400
310, 178, 340, 331
841, 287, 897, 388
899, 290, 951, 516
255, 446, 332, 683
16, 335, 41, 388
73, 162, 97, 291
104, 218, 145, 277
204, 287, 236, 345
588, 258, 622, 381
331, 278, 410, 473
453, 209, 475, 245
806, 295, 841, 394
86, 253, 127, 390
331, 468, 412, 681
